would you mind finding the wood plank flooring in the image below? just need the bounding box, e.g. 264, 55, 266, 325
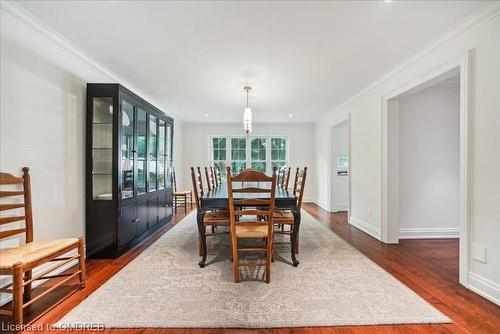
1, 203, 499, 333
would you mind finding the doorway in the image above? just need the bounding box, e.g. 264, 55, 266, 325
330, 120, 349, 213
382, 63, 470, 285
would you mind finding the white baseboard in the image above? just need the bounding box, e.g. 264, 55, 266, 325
349, 216, 381, 240
308, 198, 329, 212
333, 202, 349, 212
399, 227, 460, 239
0, 249, 81, 307
468, 272, 500, 306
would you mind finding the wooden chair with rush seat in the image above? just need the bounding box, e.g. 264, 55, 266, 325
273, 167, 307, 255
173, 167, 192, 214
227, 167, 277, 283
191, 167, 229, 257
0, 167, 85, 325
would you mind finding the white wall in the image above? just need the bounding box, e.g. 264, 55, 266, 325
314, 5, 500, 304
182, 122, 315, 201
0, 7, 183, 303
330, 121, 349, 212
398, 86, 460, 237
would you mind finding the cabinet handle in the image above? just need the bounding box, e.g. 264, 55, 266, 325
132, 218, 140, 223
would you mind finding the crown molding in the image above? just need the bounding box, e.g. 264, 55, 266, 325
0, 0, 175, 118
327, 1, 500, 115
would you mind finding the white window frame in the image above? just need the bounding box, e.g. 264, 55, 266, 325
208, 135, 289, 176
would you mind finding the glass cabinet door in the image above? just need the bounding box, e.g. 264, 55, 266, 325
120, 100, 134, 199
166, 123, 173, 187
148, 115, 158, 191
137, 108, 147, 195
92, 97, 113, 200
158, 120, 166, 189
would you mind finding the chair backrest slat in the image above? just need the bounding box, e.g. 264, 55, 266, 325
211, 167, 218, 188
214, 167, 222, 185
204, 167, 215, 192
191, 167, 204, 209
173, 167, 178, 192
293, 167, 308, 209
283, 167, 291, 189
0, 167, 34, 242
227, 167, 277, 230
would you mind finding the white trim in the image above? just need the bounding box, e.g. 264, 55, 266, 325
328, 2, 500, 115
349, 216, 381, 240
311, 199, 329, 212
399, 227, 460, 239
468, 273, 500, 306
0, 0, 174, 119
380, 51, 472, 287
333, 203, 349, 212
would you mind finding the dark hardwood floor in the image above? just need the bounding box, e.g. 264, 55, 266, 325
1, 203, 499, 333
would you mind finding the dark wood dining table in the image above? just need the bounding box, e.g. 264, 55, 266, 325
197, 183, 301, 268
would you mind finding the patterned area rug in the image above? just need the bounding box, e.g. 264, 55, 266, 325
56, 211, 450, 328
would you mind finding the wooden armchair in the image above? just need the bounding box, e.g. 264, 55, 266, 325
273, 167, 307, 255
227, 167, 277, 283
173, 167, 193, 214
0, 167, 85, 325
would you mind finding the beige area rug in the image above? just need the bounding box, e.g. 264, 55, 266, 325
56, 211, 450, 328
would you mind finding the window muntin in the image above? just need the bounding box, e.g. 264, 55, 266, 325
210, 136, 288, 175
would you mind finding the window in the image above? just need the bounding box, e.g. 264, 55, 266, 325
271, 137, 287, 170
231, 138, 246, 174
212, 137, 227, 176
251, 138, 266, 172
209, 136, 288, 176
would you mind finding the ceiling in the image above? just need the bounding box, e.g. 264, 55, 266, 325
16, 0, 486, 123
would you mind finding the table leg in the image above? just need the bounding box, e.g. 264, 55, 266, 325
197, 210, 207, 268
291, 208, 301, 267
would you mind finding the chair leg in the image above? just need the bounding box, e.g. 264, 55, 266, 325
190, 193, 193, 209
198, 231, 203, 256
78, 237, 86, 289
13, 262, 24, 325
23, 270, 32, 302
266, 237, 272, 283
296, 230, 299, 254
174, 196, 177, 213
184, 194, 187, 214
231, 235, 239, 283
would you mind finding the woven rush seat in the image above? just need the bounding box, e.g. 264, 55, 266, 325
203, 211, 229, 225
273, 210, 294, 223
0, 238, 80, 270
235, 225, 268, 238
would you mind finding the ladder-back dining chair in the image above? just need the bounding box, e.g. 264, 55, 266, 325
191, 167, 229, 257
273, 167, 307, 255
227, 167, 277, 283
173, 167, 193, 214
0, 167, 85, 324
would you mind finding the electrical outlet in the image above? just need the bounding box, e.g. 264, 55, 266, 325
367, 208, 372, 217
472, 243, 487, 263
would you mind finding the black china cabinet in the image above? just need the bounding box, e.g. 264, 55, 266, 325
86, 83, 174, 258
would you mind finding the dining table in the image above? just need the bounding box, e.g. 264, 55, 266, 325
197, 183, 301, 268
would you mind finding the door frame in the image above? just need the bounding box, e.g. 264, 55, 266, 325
380, 51, 472, 287
329, 118, 350, 214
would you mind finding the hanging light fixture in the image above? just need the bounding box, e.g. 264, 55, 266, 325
243, 86, 252, 137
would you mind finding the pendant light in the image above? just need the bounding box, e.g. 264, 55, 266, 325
243, 86, 252, 137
